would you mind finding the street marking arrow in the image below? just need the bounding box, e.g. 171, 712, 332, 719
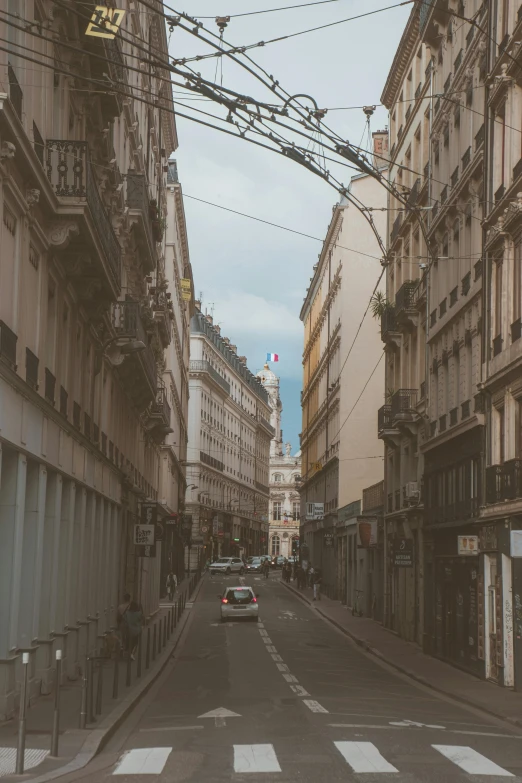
389, 719, 445, 729
198, 707, 241, 728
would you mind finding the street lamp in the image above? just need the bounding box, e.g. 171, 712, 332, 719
94, 335, 146, 375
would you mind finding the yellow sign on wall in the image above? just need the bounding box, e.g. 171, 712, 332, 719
180, 278, 192, 301
85, 7, 125, 39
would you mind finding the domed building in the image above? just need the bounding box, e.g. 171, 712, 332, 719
257, 364, 302, 559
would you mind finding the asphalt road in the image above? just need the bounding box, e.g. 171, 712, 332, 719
66, 573, 522, 781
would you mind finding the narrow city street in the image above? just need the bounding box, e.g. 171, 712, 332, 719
58, 574, 522, 782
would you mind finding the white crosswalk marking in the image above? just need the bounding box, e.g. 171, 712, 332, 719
303, 699, 328, 713
234, 744, 281, 773
113, 748, 172, 775
433, 745, 514, 776
334, 741, 398, 773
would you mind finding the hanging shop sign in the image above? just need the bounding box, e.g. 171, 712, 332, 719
140, 503, 158, 525
458, 535, 479, 556
134, 524, 155, 547
357, 518, 378, 548
181, 278, 192, 301
85, 6, 125, 39
306, 503, 324, 521
393, 538, 413, 568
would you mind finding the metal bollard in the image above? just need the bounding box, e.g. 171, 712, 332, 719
95, 658, 104, 715
15, 652, 30, 774
80, 659, 88, 728
126, 649, 132, 687
152, 623, 157, 660
50, 650, 62, 757
137, 633, 142, 678
112, 646, 120, 699
87, 657, 95, 724
145, 627, 151, 669
163, 617, 167, 648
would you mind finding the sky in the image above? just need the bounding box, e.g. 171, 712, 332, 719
168, 0, 411, 451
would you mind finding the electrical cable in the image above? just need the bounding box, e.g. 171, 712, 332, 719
329, 352, 384, 445
194, 0, 356, 19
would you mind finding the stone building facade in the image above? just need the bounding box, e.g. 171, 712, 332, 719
258, 364, 301, 559
185, 308, 272, 566
299, 142, 387, 596
0, 1, 191, 718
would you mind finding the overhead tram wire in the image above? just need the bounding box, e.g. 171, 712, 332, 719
194, 0, 356, 18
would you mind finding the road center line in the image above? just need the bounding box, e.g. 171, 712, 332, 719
282, 673, 298, 683
303, 699, 329, 713
290, 685, 310, 697
262, 637, 272, 644
259, 629, 268, 637
276, 663, 289, 672
266, 646, 277, 653
271, 654, 283, 662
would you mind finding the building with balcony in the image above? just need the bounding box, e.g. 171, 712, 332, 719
185, 305, 272, 565
479, 0, 522, 688
415, 0, 488, 678
0, 3, 188, 718
299, 132, 387, 598
257, 364, 301, 559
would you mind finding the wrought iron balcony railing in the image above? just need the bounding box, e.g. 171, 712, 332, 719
486, 460, 522, 504
189, 360, 231, 395
395, 280, 417, 314
380, 307, 397, 338
150, 386, 171, 426
45, 140, 121, 289
112, 301, 157, 395
390, 389, 418, 419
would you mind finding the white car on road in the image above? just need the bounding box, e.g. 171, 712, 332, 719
219, 586, 259, 622
209, 557, 244, 576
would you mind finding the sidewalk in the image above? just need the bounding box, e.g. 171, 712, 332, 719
282, 579, 522, 729
0, 574, 203, 781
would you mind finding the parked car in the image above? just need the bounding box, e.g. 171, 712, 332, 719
246, 558, 263, 573
219, 586, 259, 622
271, 556, 286, 569
209, 557, 244, 576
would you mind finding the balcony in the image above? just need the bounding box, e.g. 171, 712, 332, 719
145, 386, 172, 443
486, 460, 522, 504
25, 348, 39, 390
45, 140, 121, 297
451, 167, 459, 189
475, 124, 484, 150
461, 399, 471, 419
439, 298, 447, 318
514, 158, 522, 182
440, 185, 448, 205
112, 301, 157, 410
391, 388, 418, 421
84, 34, 129, 119
200, 450, 224, 472
395, 280, 418, 329
189, 360, 231, 395
378, 404, 393, 431
151, 290, 172, 347
126, 172, 156, 272
0, 321, 17, 370
8, 65, 22, 121
492, 334, 503, 357
257, 413, 276, 437
462, 146, 471, 171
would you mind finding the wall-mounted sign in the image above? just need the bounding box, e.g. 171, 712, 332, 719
85, 6, 125, 39
306, 502, 324, 521
458, 535, 479, 556
140, 503, 157, 525
136, 544, 156, 558
324, 532, 334, 547
181, 278, 192, 301
393, 538, 413, 568
357, 518, 378, 548
511, 530, 522, 557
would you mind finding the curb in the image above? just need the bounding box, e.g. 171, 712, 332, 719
25, 576, 205, 783
280, 580, 522, 730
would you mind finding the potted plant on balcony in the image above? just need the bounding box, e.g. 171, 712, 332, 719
370, 292, 393, 319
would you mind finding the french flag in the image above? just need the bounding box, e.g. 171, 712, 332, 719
266, 353, 279, 362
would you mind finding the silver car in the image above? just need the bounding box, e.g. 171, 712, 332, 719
209, 557, 244, 576
219, 586, 259, 622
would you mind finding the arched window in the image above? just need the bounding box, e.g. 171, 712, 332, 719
271, 535, 281, 556
273, 473, 282, 482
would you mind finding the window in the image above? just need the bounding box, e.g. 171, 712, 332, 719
273, 473, 282, 482
495, 256, 503, 336
498, 407, 505, 464
271, 535, 281, 556
272, 502, 282, 521
292, 502, 300, 521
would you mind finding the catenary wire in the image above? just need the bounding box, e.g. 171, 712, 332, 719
194, 0, 356, 18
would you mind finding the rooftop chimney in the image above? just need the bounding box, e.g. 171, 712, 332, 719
214, 324, 221, 335
223, 337, 230, 346
372, 129, 389, 168
194, 299, 201, 311
205, 314, 213, 325
238, 356, 247, 364
230, 344, 237, 353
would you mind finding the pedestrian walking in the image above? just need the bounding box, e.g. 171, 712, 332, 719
296, 565, 304, 589
313, 569, 322, 601
117, 592, 131, 647
307, 565, 314, 588
166, 571, 177, 602
123, 601, 143, 660
263, 560, 270, 579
